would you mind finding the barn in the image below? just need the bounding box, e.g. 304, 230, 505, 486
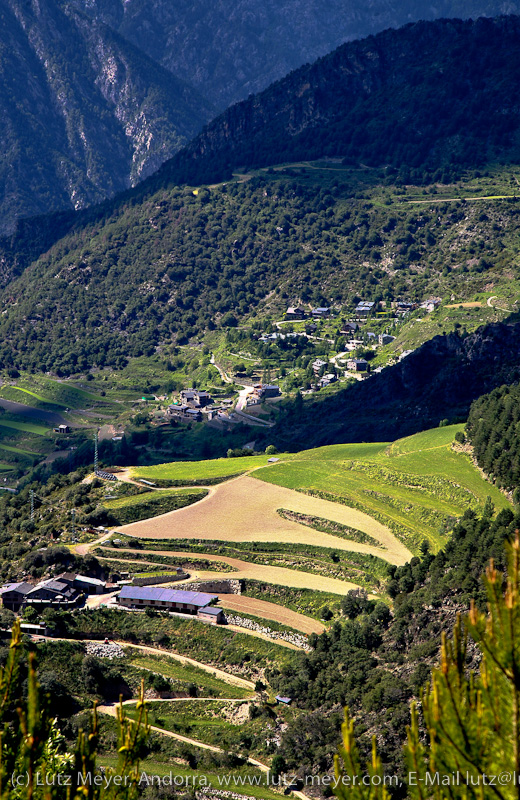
118, 585, 217, 614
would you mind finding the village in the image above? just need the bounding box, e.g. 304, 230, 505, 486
139, 296, 440, 431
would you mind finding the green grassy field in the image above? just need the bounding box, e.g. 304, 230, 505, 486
125, 699, 261, 751
104, 487, 206, 510
0, 419, 50, 435
253, 425, 509, 553
126, 651, 253, 699
0, 376, 118, 409
0, 442, 39, 456
131, 455, 279, 485
103, 488, 208, 524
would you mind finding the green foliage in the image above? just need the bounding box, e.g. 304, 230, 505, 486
256, 426, 509, 553
2, 161, 520, 379
270, 506, 520, 780
227, 448, 255, 458
334, 534, 520, 800
0, 622, 149, 799
102, 488, 207, 525
467, 382, 520, 491
276, 509, 382, 548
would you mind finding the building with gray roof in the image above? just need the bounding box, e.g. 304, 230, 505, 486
118, 585, 217, 614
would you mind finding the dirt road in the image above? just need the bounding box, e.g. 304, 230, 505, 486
116, 641, 255, 690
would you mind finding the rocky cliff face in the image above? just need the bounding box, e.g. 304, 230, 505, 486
71, 0, 520, 110
0, 0, 212, 234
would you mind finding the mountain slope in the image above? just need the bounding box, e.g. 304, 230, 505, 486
0, 0, 212, 235
71, 0, 520, 110
153, 15, 520, 189
1, 167, 520, 375
260, 318, 520, 451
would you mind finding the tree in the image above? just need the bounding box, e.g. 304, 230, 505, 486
0, 621, 150, 798
271, 754, 287, 781
333, 533, 520, 800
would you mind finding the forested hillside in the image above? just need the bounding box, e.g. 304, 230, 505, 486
70, 0, 520, 110
269, 503, 519, 784
1, 167, 520, 375
153, 16, 520, 189
466, 383, 520, 494
0, 0, 212, 234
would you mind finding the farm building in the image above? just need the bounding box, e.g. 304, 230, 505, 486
0, 582, 33, 612
311, 307, 330, 318
20, 623, 48, 637
252, 384, 281, 400
24, 578, 79, 608
355, 301, 375, 316
118, 586, 217, 614
180, 389, 212, 408
285, 306, 306, 320
58, 573, 107, 595
197, 606, 225, 625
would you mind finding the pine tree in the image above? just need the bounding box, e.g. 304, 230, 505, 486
0, 621, 149, 799
334, 533, 520, 800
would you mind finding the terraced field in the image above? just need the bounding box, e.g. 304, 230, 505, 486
254, 425, 508, 552
117, 475, 409, 564
100, 424, 507, 629
130, 454, 277, 485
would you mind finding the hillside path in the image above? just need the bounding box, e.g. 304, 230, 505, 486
115, 641, 255, 690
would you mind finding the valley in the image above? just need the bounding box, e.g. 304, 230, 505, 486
0, 416, 513, 796
1, 12, 520, 799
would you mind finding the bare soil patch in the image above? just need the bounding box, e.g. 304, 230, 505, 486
217, 595, 325, 635
118, 475, 411, 565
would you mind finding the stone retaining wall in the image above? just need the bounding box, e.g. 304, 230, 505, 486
181, 579, 243, 595
225, 613, 311, 650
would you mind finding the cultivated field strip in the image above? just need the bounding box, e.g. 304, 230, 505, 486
118, 475, 411, 565
216, 595, 325, 634
95, 549, 359, 603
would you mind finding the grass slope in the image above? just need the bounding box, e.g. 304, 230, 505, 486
131, 455, 276, 485
253, 424, 508, 553
126, 652, 252, 699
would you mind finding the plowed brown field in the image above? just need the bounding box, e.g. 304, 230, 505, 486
118, 475, 411, 565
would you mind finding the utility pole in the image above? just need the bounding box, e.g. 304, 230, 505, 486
94, 430, 98, 473
30, 490, 34, 522
71, 508, 76, 541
